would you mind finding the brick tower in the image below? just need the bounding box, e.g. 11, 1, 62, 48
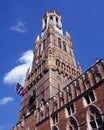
12, 10, 104, 130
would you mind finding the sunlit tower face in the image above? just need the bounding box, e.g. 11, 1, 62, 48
42, 10, 63, 36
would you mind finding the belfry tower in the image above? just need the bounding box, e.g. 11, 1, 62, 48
18, 10, 82, 122
16, 10, 82, 128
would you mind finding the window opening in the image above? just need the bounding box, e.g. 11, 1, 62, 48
68, 117, 78, 130
52, 113, 58, 124
56, 59, 60, 67
63, 42, 67, 52
87, 105, 104, 130
52, 126, 58, 130
58, 38, 61, 48
84, 91, 95, 106
43, 39, 45, 50
56, 17, 58, 23
67, 104, 75, 115
50, 16, 53, 20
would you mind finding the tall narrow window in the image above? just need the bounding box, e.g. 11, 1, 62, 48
50, 16, 53, 23
84, 91, 96, 106
67, 116, 78, 130
56, 59, 60, 67
45, 18, 47, 24
58, 38, 61, 48
43, 39, 45, 50
52, 126, 58, 130
50, 16, 53, 20
95, 73, 102, 82
87, 105, 104, 130
52, 113, 58, 124
67, 103, 75, 115
39, 45, 41, 55
56, 17, 58, 23
63, 42, 67, 52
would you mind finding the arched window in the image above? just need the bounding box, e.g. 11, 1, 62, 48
43, 39, 45, 50
95, 73, 102, 82
66, 116, 78, 130
56, 59, 60, 67
52, 113, 58, 125
87, 105, 104, 130
58, 38, 61, 48
56, 17, 58, 23
49, 16, 53, 24
63, 42, 67, 52
83, 91, 96, 106
85, 80, 91, 89
66, 104, 75, 116
52, 126, 59, 130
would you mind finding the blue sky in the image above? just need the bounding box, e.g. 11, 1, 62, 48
0, 0, 104, 130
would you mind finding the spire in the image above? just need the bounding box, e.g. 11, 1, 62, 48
66, 31, 71, 40
35, 35, 40, 48
36, 35, 40, 43
77, 61, 82, 73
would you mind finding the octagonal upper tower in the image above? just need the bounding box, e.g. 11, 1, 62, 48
42, 10, 63, 36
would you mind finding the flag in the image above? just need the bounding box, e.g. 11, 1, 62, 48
15, 83, 25, 96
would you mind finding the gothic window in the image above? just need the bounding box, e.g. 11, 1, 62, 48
56, 59, 60, 67
61, 63, 65, 69
52, 113, 58, 124
67, 116, 78, 130
45, 102, 49, 116
66, 103, 75, 116
56, 17, 58, 23
58, 38, 61, 48
87, 105, 104, 130
63, 42, 67, 52
76, 86, 81, 96
66, 86, 72, 98
95, 73, 102, 82
43, 39, 45, 50
52, 126, 59, 130
40, 98, 45, 107
94, 65, 98, 73
84, 80, 91, 89
50, 16, 53, 20
29, 90, 36, 104
45, 18, 47, 24
39, 44, 41, 55
50, 16, 53, 23
84, 91, 96, 106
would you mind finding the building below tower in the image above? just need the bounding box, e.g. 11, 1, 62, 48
12, 11, 104, 130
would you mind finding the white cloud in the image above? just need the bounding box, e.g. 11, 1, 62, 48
3, 50, 33, 85
0, 97, 14, 105
10, 20, 28, 33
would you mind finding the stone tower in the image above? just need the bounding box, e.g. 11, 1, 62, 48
18, 10, 82, 123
